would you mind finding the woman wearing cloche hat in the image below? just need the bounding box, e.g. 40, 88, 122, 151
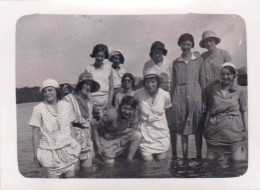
29, 79, 81, 178
200, 30, 232, 86
135, 69, 172, 161
143, 41, 172, 92
63, 71, 100, 168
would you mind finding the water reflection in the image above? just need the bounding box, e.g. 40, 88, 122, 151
72, 156, 247, 178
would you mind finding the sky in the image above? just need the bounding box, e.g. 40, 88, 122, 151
16, 14, 246, 88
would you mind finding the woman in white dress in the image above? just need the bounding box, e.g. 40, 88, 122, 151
135, 69, 172, 161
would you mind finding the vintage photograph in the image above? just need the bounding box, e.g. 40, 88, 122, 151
16, 14, 247, 178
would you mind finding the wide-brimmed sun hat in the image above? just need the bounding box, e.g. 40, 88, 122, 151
40, 79, 59, 93
199, 31, 221, 48
75, 71, 100, 93
149, 41, 168, 56
109, 50, 125, 64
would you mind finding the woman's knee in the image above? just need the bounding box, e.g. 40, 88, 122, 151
157, 152, 167, 160
131, 130, 142, 141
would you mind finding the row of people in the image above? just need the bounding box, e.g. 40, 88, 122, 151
29, 31, 247, 178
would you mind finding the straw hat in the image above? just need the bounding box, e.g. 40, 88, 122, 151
199, 31, 221, 48
40, 79, 59, 93
143, 69, 163, 83
75, 71, 100, 93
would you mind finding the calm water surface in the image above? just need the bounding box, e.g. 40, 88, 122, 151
17, 102, 247, 178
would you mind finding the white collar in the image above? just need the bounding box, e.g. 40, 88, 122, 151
177, 53, 197, 63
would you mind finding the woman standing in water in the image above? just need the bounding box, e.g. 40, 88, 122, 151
29, 79, 80, 178
86, 44, 114, 118
63, 71, 100, 168
171, 33, 206, 159
199, 30, 232, 86
135, 69, 172, 161
204, 63, 247, 166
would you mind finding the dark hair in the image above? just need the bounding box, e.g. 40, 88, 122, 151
74, 81, 93, 92
120, 95, 139, 109
41, 88, 62, 100
90, 44, 109, 59
221, 66, 237, 78
178, 33, 195, 48
143, 76, 161, 89
121, 73, 135, 88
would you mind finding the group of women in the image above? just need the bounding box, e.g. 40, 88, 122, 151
29, 30, 248, 178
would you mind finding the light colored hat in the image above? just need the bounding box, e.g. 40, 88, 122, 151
109, 50, 125, 64
199, 31, 221, 48
221, 62, 236, 70
75, 71, 100, 93
143, 69, 162, 82
40, 79, 59, 93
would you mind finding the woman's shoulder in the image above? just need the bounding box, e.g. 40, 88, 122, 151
33, 102, 45, 110
134, 88, 146, 97
159, 88, 170, 97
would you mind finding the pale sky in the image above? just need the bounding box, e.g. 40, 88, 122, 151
16, 14, 246, 88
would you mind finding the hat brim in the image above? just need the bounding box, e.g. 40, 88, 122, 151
143, 74, 163, 83
199, 37, 221, 48
109, 53, 125, 64
75, 79, 100, 93
150, 48, 168, 56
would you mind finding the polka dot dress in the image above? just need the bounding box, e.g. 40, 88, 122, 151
135, 88, 172, 156
29, 101, 80, 175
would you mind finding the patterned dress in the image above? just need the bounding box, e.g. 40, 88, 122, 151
171, 52, 206, 135
135, 88, 172, 156
143, 59, 172, 91
29, 100, 80, 176
63, 93, 94, 160
201, 48, 232, 86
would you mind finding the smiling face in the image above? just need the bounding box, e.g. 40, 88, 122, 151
144, 77, 159, 94
42, 87, 57, 103
112, 55, 122, 67
204, 37, 217, 51
180, 40, 193, 55
152, 49, 164, 64
120, 104, 135, 119
95, 51, 105, 66
220, 67, 235, 85
122, 76, 133, 90
80, 80, 93, 96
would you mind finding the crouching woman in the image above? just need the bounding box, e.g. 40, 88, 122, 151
92, 96, 142, 164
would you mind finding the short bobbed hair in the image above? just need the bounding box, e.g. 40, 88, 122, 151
120, 95, 139, 110
90, 44, 109, 59
121, 73, 135, 88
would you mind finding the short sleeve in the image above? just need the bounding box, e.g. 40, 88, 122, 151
239, 89, 247, 112
29, 106, 41, 128
85, 65, 91, 73
223, 50, 232, 62
98, 109, 115, 128
164, 91, 172, 109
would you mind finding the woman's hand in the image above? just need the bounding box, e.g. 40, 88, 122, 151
96, 144, 104, 156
